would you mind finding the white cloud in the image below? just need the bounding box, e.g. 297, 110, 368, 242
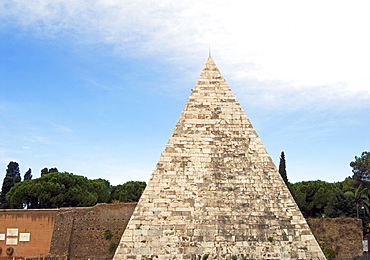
53, 124, 74, 133
2, 0, 370, 105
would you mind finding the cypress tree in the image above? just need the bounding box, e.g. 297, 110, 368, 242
0, 161, 22, 208
279, 151, 288, 185
24, 168, 32, 180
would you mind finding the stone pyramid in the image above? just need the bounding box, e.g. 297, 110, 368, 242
114, 56, 325, 260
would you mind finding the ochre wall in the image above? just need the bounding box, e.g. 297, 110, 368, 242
0, 203, 136, 260
0, 209, 58, 259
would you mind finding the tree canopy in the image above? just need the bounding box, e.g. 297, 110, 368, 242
0, 161, 22, 209
41, 167, 59, 176
350, 151, 370, 182
110, 181, 146, 203
24, 168, 32, 181
1, 164, 146, 209
290, 180, 342, 217
6, 172, 101, 208
324, 191, 356, 218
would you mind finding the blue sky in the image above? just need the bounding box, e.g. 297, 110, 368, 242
1, 1, 369, 185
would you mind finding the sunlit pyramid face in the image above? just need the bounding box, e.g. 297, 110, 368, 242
113, 56, 326, 260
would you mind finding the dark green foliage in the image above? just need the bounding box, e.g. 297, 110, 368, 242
0, 161, 22, 209
103, 229, 113, 240
231, 256, 237, 260
321, 245, 336, 259
108, 242, 118, 252
350, 151, 370, 181
278, 151, 288, 185
324, 191, 356, 218
24, 168, 32, 180
49, 167, 58, 173
290, 180, 341, 217
41, 167, 59, 176
6, 161, 21, 177
2, 161, 146, 209
6, 172, 100, 208
345, 184, 369, 218
91, 178, 111, 203
111, 181, 146, 202
41, 168, 49, 176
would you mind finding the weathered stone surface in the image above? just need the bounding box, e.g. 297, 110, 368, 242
113, 56, 326, 259
50, 203, 136, 260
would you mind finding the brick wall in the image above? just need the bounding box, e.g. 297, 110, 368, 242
308, 217, 363, 260
49, 203, 136, 260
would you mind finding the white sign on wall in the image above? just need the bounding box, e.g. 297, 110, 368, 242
7, 228, 18, 237
6, 237, 18, 245
363, 240, 368, 252
19, 233, 31, 242
0, 234, 5, 240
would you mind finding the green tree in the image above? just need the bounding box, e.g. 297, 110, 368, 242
41, 167, 59, 176
350, 151, 370, 182
111, 181, 146, 202
41, 168, 48, 176
324, 191, 356, 218
278, 151, 288, 185
6, 172, 98, 208
49, 167, 59, 173
345, 184, 369, 219
0, 161, 22, 209
291, 180, 341, 217
24, 168, 32, 181
6, 161, 20, 177
90, 178, 111, 203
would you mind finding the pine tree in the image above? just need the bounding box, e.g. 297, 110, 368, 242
0, 161, 22, 208
41, 167, 59, 176
350, 151, 370, 182
41, 167, 49, 176
49, 167, 58, 173
279, 151, 288, 185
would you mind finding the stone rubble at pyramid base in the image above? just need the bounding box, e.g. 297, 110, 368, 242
117, 240, 322, 259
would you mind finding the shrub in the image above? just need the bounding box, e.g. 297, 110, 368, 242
321, 245, 336, 260
103, 229, 113, 240
109, 242, 118, 252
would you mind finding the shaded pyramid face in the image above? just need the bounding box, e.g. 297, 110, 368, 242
114, 57, 325, 260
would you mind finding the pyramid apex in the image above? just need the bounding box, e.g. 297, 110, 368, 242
206, 52, 215, 63
207, 55, 214, 63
